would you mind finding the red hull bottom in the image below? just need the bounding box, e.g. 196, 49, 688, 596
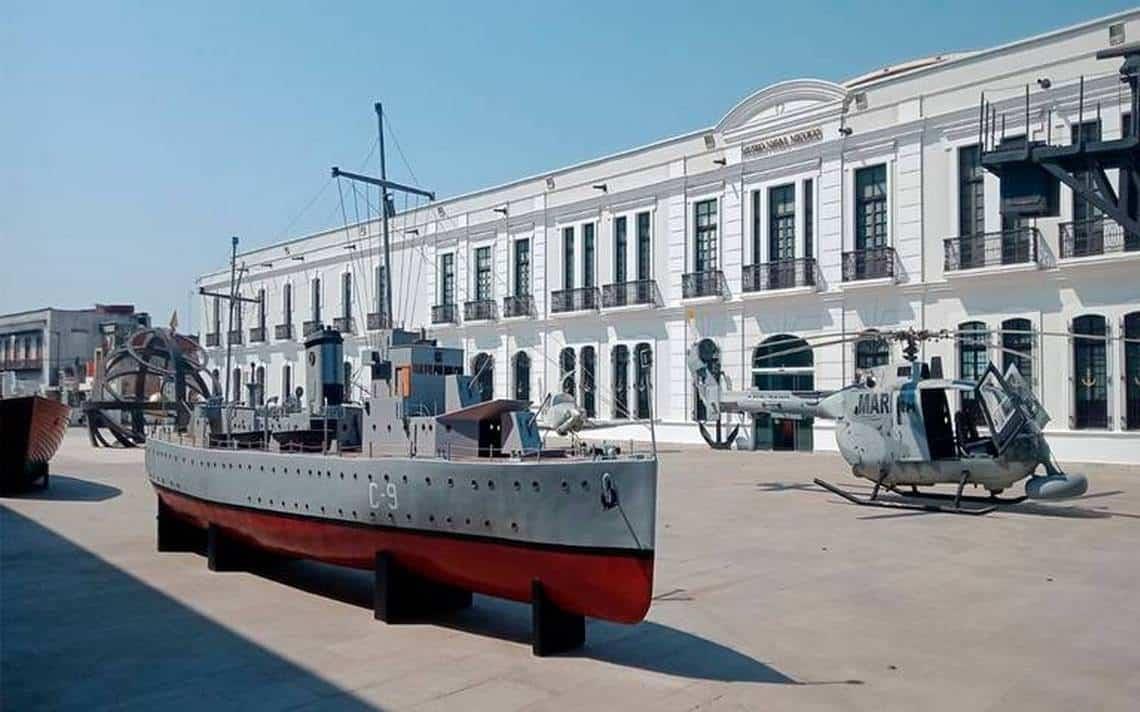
157, 488, 654, 623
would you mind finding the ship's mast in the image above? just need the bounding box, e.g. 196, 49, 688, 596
377, 102, 394, 329
199, 236, 261, 403
331, 104, 435, 332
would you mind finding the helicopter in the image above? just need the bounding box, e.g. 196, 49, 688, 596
687, 327, 1091, 514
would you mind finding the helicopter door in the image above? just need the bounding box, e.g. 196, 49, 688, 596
974, 365, 1028, 455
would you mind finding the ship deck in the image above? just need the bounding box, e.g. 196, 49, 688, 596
4, 430, 1140, 710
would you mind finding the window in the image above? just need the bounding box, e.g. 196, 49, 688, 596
855, 164, 888, 250
958, 145, 985, 238
803, 179, 814, 260
341, 272, 352, 320
636, 211, 652, 280
231, 367, 242, 403
514, 239, 530, 297
1073, 315, 1108, 429
583, 223, 595, 288
282, 283, 292, 326
581, 346, 596, 417
559, 347, 576, 397
958, 321, 989, 422
472, 353, 493, 402
612, 345, 629, 419
255, 365, 266, 406
1125, 312, 1140, 430
769, 184, 795, 261
311, 277, 322, 323
375, 265, 388, 317
694, 199, 718, 272
1071, 121, 1104, 248
282, 364, 292, 403
343, 360, 353, 402
513, 351, 530, 402
614, 216, 628, 284
1001, 318, 1033, 387
439, 253, 455, 306
563, 227, 575, 289
855, 332, 889, 370
475, 246, 492, 301
212, 297, 221, 334
634, 343, 652, 419
257, 289, 266, 332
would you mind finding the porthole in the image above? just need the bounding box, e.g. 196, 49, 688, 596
402, 475, 408, 484
339, 472, 344, 480
561, 481, 569, 492
448, 478, 454, 487
532, 481, 540, 492
425, 477, 432, 486
581, 480, 589, 491
367, 474, 373, 481
511, 522, 518, 531
471, 480, 479, 491
384, 474, 389, 482
465, 518, 471, 525
320, 506, 325, 512
513, 481, 521, 491
429, 515, 435, 523
488, 481, 495, 490
405, 513, 412, 520
483, 520, 491, 528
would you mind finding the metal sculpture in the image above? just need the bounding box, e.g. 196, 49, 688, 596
84, 327, 215, 447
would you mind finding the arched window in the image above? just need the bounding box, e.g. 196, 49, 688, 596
1073, 315, 1109, 429
753, 334, 814, 451
255, 365, 266, 406
581, 346, 597, 418
282, 364, 292, 404
472, 353, 494, 402
634, 343, 652, 419
855, 330, 889, 370
1125, 312, 1140, 430
513, 351, 530, 402
958, 321, 989, 422
559, 347, 576, 397
692, 338, 719, 421
612, 345, 630, 419
1001, 318, 1033, 386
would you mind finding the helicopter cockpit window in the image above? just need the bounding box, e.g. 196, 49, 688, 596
975, 365, 1027, 454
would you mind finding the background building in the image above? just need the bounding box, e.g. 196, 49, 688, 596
197, 10, 1140, 463
0, 304, 148, 400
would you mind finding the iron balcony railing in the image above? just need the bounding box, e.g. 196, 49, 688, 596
205, 332, 220, 347
366, 312, 392, 330
302, 320, 322, 337
464, 299, 498, 321
682, 270, 727, 299
432, 303, 458, 324
248, 326, 266, 343
551, 286, 600, 313
333, 316, 355, 334
227, 329, 243, 345
842, 246, 896, 282
943, 227, 1041, 271
1059, 218, 1140, 258
274, 323, 293, 340
602, 279, 661, 308
742, 258, 816, 292
502, 294, 534, 318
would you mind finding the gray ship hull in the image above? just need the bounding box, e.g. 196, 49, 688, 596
147, 439, 657, 623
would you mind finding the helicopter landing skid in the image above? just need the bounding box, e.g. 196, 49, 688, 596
812, 477, 1001, 515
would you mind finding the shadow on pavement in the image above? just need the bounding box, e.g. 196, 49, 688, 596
0, 507, 378, 711
1, 474, 121, 502
223, 557, 809, 684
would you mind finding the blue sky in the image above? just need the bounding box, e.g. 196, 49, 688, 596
3, 1, 1135, 328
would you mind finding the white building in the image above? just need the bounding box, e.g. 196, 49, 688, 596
197, 10, 1140, 464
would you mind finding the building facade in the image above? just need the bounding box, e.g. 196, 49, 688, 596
0, 304, 147, 399
197, 11, 1140, 463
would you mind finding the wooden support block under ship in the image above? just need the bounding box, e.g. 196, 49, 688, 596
146, 327, 657, 655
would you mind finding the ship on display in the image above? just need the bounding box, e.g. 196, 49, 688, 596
0, 394, 70, 492
146, 104, 657, 656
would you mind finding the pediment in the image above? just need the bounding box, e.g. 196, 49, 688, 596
716, 79, 848, 139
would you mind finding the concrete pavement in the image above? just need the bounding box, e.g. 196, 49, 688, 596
2, 432, 1139, 710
